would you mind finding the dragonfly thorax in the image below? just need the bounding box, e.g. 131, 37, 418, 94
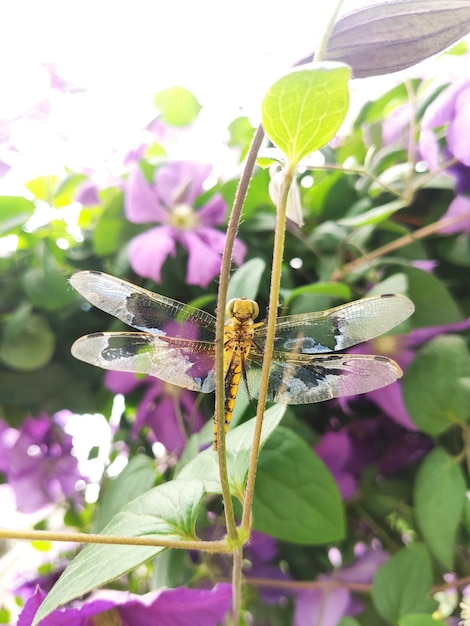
226, 297, 259, 322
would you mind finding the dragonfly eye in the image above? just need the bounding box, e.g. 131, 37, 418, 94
226, 298, 259, 321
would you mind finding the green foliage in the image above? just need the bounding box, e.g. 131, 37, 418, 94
261, 64, 350, 166
372, 544, 437, 623
33, 480, 206, 624
403, 336, 470, 435
252, 427, 345, 543
414, 447, 466, 569
3, 16, 470, 625
153, 86, 202, 126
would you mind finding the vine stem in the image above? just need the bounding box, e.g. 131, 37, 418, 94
214, 124, 265, 623
333, 209, 470, 279
0, 528, 230, 552
241, 165, 294, 531
314, 0, 345, 64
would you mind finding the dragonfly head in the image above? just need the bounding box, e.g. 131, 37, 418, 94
226, 298, 259, 322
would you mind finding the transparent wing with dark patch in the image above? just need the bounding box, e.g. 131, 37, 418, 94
256, 294, 414, 354
71, 332, 216, 393
245, 351, 402, 404
70, 270, 216, 341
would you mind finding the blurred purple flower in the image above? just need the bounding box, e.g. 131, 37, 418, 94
420, 76, 470, 195
294, 546, 388, 626
345, 416, 433, 477
0, 410, 84, 513
342, 317, 470, 429
244, 531, 292, 605
124, 160, 246, 287
105, 371, 204, 454
314, 430, 357, 499
437, 194, 470, 234
19, 584, 232, 626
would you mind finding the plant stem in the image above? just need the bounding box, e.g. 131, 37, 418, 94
314, 0, 345, 63
334, 209, 470, 279
215, 124, 265, 622
0, 528, 231, 552
241, 165, 294, 531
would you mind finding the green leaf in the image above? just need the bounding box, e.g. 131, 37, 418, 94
32, 479, 205, 625
414, 447, 466, 569
227, 258, 266, 302
153, 86, 202, 126
252, 427, 345, 544
22, 265, 75, 312
402, 266, 462, 327
338, 199, 406, 227
93, 190, 126, 256
403, 335, 470, 435
283, 282, 352, 307
93, 455, 157, 532
372, 543, 436, 623
261, 64, 350, 166
176, 404, 286, 495
0, 313, 55, 371
338, 619, 361, 626
25, 175, 60, 202
398, 614, 444, 626
0, 196, 35, 235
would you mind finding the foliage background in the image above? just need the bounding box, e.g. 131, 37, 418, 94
1, 2, 470, 625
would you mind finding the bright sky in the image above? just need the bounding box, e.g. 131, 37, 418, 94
4, 0, 466, 191
1, 1, 377, 182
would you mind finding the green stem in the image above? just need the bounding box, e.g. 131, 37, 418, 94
229, 547, 244, 625
215, 125, 265, 622
314, 0, 345, 63
241, 165, 294, 531
0, 528, 231, 552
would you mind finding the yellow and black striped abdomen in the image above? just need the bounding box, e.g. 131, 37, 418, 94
213, 298, 259, 450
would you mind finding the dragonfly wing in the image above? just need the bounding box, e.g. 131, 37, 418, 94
71, 332, 216, 393
257, 294, 414, 353
70, 271, 216, 340
246, 352, 402, 404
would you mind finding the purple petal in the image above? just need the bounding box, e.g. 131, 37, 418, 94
447, 84, 470, 166
411, 260, 437, 272
437, 195, 470, 234
366, 380, 417, 430
337, 548, 389, 584
231, 236, 247, 266
406, 317, 470, 347
315, 430, 350, 472
197, 193, 227, 226
178, 229, 224, 287
76, 181, 100, 206
294, 587, 351, 626
247, 530, 277, 562
104, 370, 143, 394
20, 585, 232, 626
155, 161, 212, 206
0, 157, 12, 178
125, 168, 165, 224
128, 226, 176, 282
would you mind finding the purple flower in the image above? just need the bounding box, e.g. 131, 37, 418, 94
124, 161, 246, 287
105, 371, 204, 454
244, 531, 292, 605
294, 546, 388, 626
437, 194, 470, 234
19, 584, 232, 626
420, 76, 470, 194
314, 430, 357, 499
342, 317, 470, 429
0, 410, 84, 513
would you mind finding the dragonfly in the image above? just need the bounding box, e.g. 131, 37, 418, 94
70, 271, 414, 449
